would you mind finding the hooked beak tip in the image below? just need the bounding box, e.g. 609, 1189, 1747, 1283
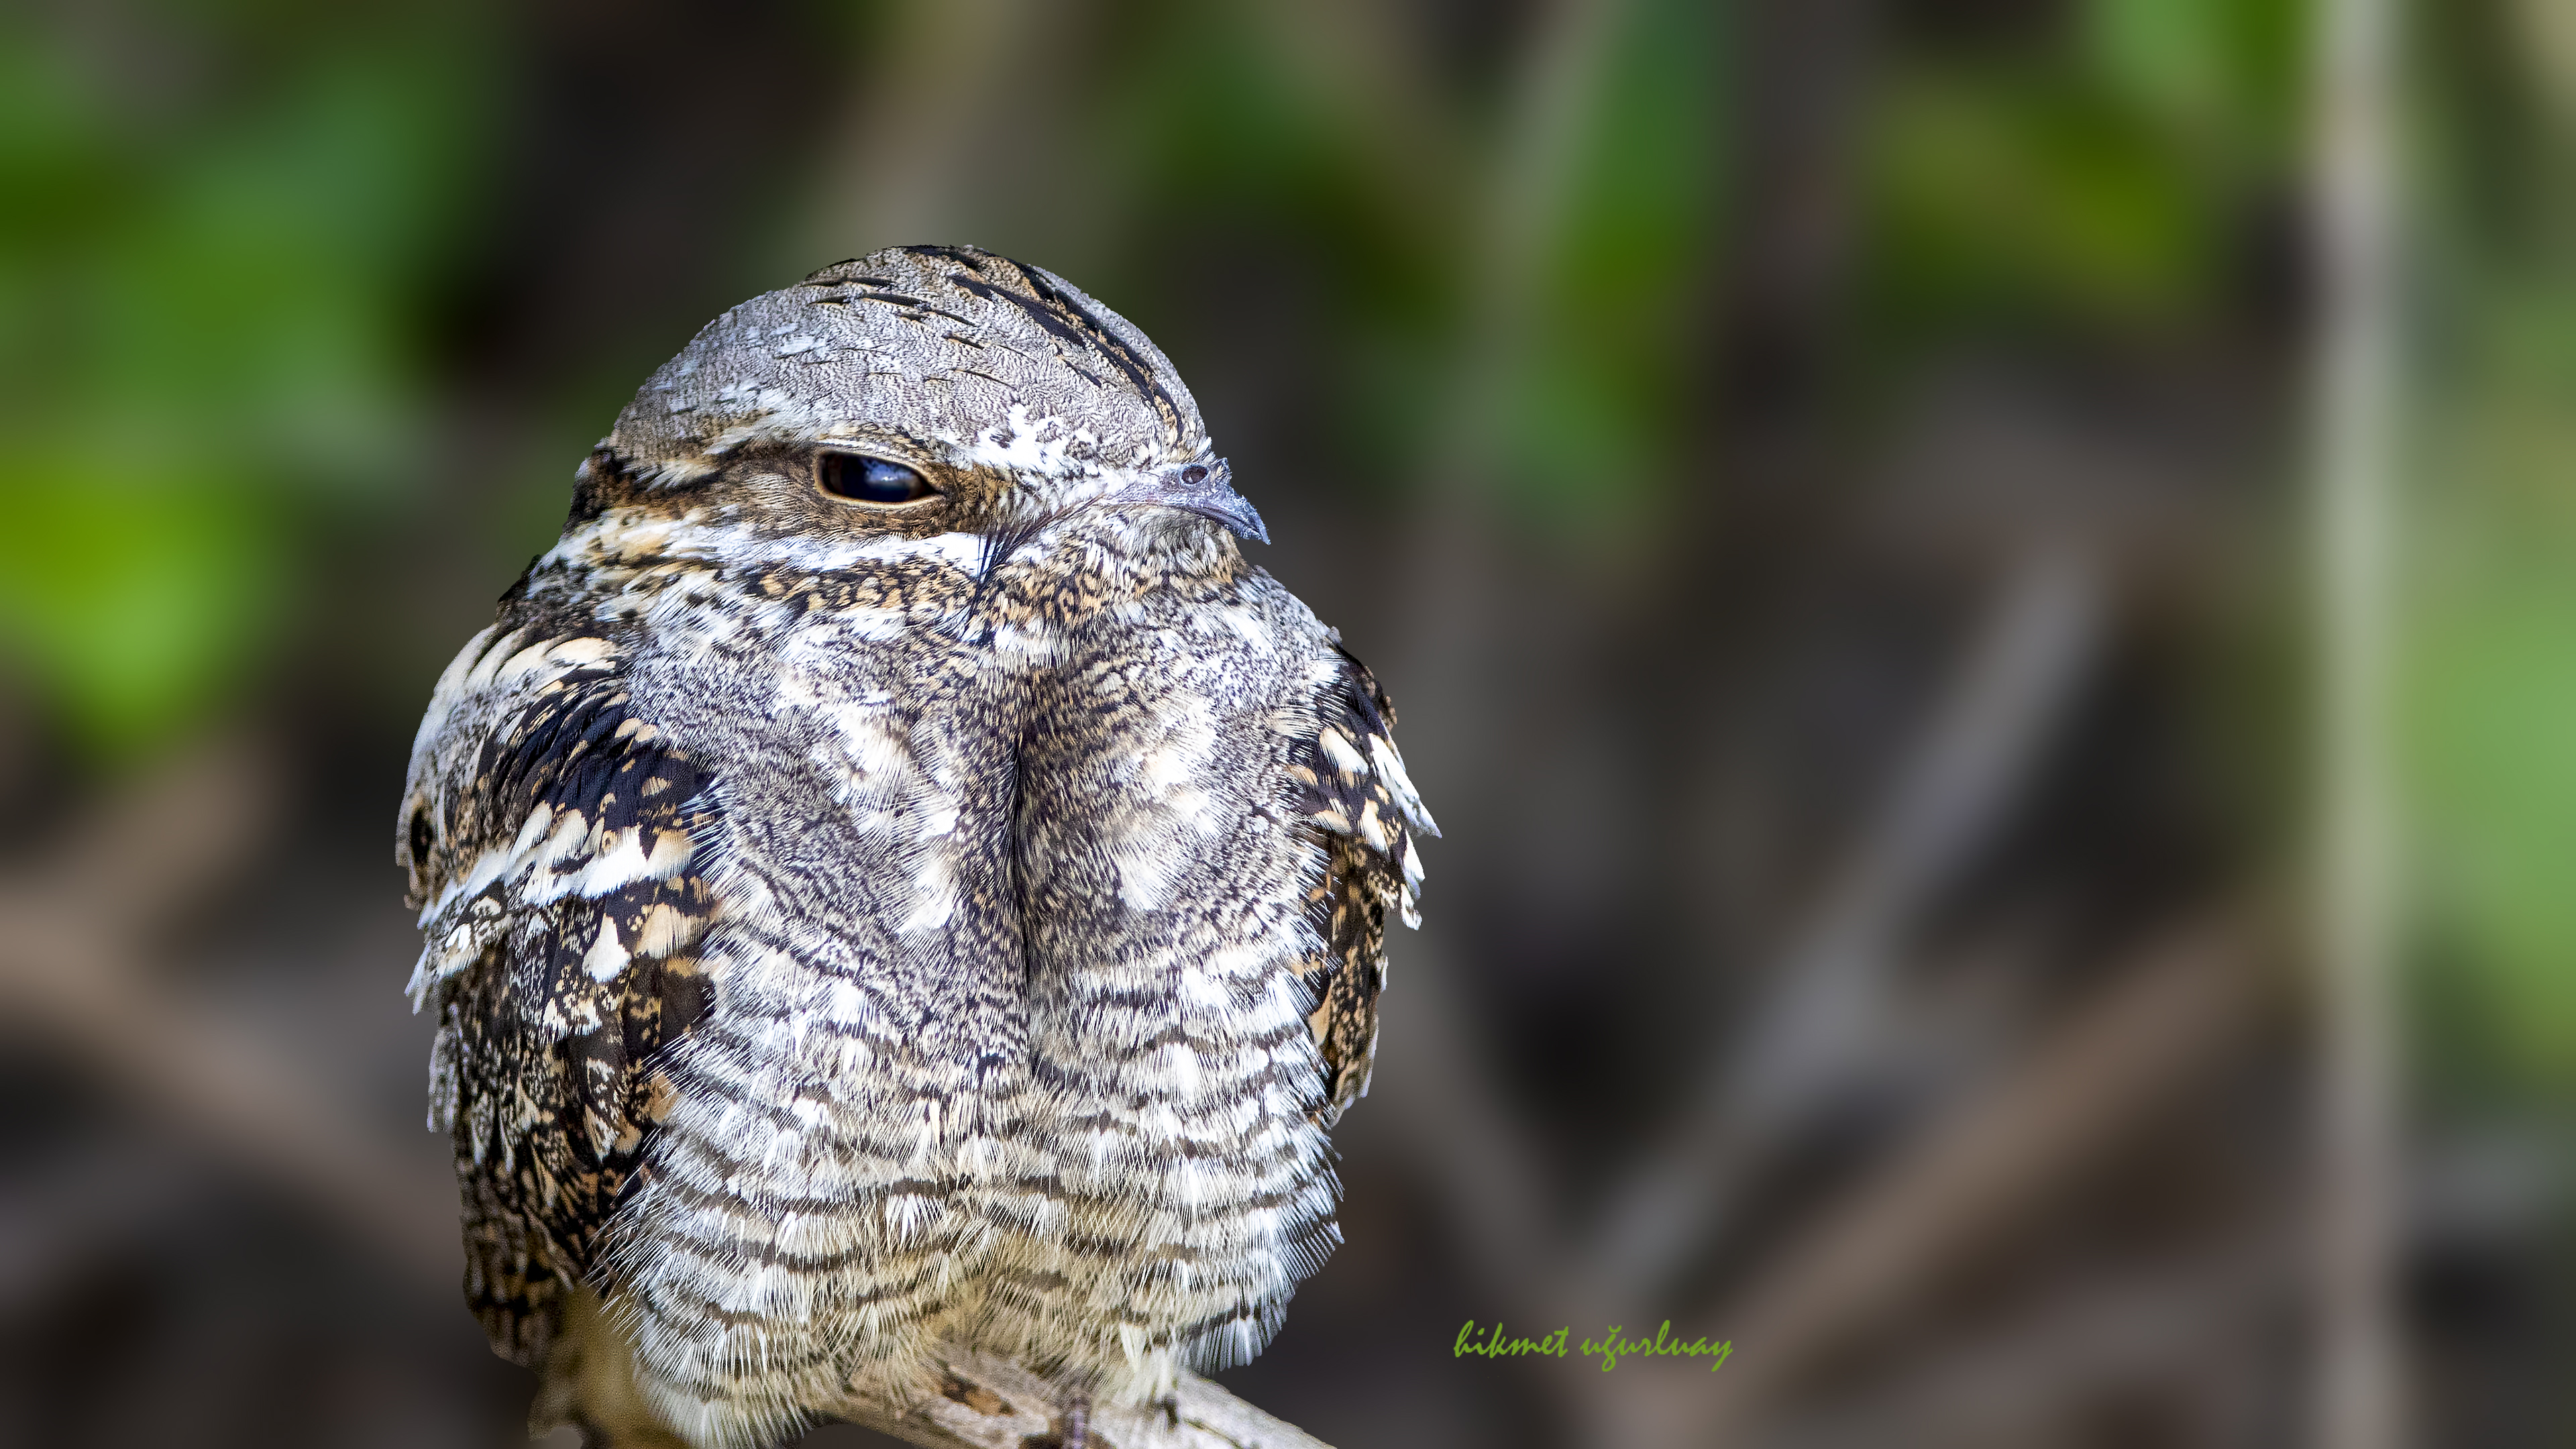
1216, 503, 1271, 547
1131, 459, 1267, 545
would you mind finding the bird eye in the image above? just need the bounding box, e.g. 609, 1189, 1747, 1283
818, 453, 935, 504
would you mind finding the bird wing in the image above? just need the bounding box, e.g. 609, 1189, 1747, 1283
399, 623, 720, 1366
1292, 644, 1436, 1125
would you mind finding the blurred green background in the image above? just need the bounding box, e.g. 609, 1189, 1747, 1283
1, 1, 2569, 1445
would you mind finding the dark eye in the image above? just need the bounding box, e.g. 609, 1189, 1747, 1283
818, 453, 935, 504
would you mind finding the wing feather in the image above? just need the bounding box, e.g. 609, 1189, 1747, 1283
1293, 644, 1435, 1124
400, 625, 718, 1366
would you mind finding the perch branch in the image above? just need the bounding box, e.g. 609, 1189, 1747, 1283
823, 1346, 1330, 1449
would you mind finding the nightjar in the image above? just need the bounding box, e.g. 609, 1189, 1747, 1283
397, 246, 1432, 1447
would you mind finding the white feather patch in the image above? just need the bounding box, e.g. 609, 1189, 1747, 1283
1318, 727, 1367, 775
1367, 733, 1435, 832
582, 918, 630, 982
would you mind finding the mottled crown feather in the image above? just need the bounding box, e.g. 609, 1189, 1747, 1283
598, 244, 1211, 489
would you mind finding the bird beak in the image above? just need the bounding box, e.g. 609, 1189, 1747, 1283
1110, 458, 1269, 545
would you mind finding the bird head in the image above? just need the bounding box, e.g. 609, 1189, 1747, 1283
555, 246, 1265, 588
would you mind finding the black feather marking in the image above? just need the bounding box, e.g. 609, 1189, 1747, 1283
420, 651, 722, 1367
835, 289, 929, 308
1016, 263, 1184, 435
806, 270, 900, 287
557, 753, 616, 818
1289, 648, 1426, 1123
598, 768, 644, 833
901, 243, 990, 274
816, 288, 977, 329
943, 268, 1183, 436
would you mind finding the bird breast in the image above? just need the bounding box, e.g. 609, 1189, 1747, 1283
604, 547, 1340, 1400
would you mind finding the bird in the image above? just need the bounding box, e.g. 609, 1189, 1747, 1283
396, 244, 1433, 1448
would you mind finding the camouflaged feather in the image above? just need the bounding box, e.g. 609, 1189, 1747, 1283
398, 244, 1432, 1448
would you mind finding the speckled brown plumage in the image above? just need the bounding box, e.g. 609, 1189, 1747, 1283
397, 246, 1432, 1448
1293, 650, 1422, 1122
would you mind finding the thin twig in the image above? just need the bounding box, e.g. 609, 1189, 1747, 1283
2307, 0, 2410, 1440
1586, 540, 2104, 1303
1605, 916, 2267, 1444
1756, 1226, 2295, 1449
0, 736, 458, 1287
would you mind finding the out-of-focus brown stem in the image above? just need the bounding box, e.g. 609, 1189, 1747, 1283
2307, 0, 2409, 1442
0, 735, 459, 1287
825, 1345, 1331, 1449
1586, 541, 2104, 1305
1609, 917, 2268, 1444
1755, 1226, 2296, 1446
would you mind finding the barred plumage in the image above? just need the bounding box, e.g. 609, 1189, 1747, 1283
398, 246, 1432, 1447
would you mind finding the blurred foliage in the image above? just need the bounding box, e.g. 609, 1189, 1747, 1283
0, 0, 1729, 759
2410, 0, 2576, 1089
0, 0, 2572, 1088
1862, 0, 2297, 345
1099, 0, 1723, 529
1843, 0, 2576, 1091
1496, 0, 1725, 523
0, 1, 490, 758
2412, 305, 2576, 1085
1095, 1, 1466, 488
